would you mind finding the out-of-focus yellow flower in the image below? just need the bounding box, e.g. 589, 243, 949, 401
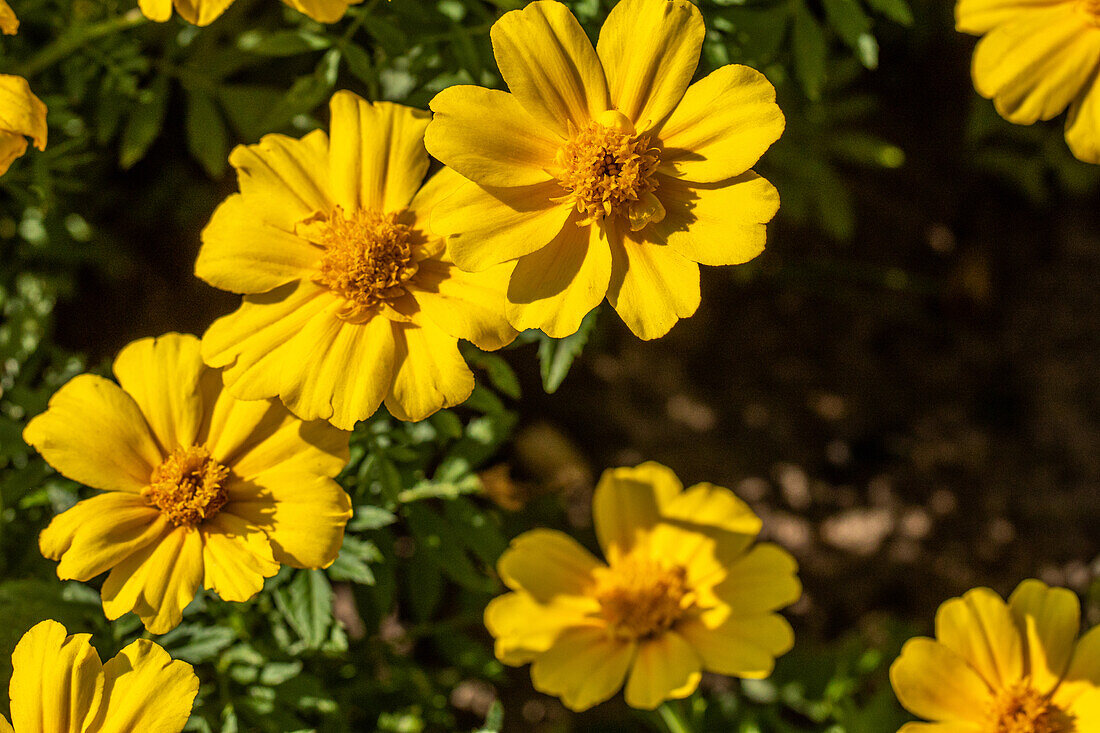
0, 74, 46, 176
139, 0, 361, 26
1, 620, 198, 732
890, 579, 1100, 732
0, 0, 19, 34
485, 462, 801, 711
197, 91, 516, 429
425, 0, 783, 340
23, 333, 352, 634
957, 0, 1100, 163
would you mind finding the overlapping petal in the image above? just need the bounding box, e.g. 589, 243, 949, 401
529, 627, 635, 712
9, 621, 104, 733
384, 322, 474, 422
607, 231, 700, 340
0, 74, 47, 176
623, 632, 701, 709
92, 639, 199, 733
890, 638, 991, 725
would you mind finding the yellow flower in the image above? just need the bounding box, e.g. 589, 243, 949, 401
139, 0, 360, 26
0, 74, 46, 176
890, 579, 1100, 732
1, 620, 198, 732
957, 0, 1100, 163
0, 0, 19, 34
197, 91, 516, 429
424, 0, 783, 340
484, 462, 801, 711
22, 332, 353, 634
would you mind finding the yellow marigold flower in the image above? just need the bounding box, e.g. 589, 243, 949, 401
196, 91, 517, 429
139, 0, 360, 26
1, 620, 198, 732
957, 0, 1100, 163
22, 332, 353, 634
0, 0, 19, 34
0, 74, 46, 176
890, 579, 1100, 732
484, 462, 801, 711
424, 0, 783, 340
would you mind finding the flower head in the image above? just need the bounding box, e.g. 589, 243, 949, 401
485, 462, 801, 711
139, 0, 360, 26
957, 0, 1100, 163
2, 620, 198, 732
22, 333, 353, 634
0, 74, 47, 176
196, 91, 517, 429
890, 579, 1100, 732
425, 0, 784, 340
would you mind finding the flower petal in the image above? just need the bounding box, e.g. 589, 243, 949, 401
10, 620, 104, 733
485, 591, 599, 665
328, 92, 430, 213
678, 612, 793, 678
1, 0, 20, 34
529, 626, 635, 712
92, 639, 198, 733
596, 0, 704, 131
228, 130, 330, 232
410, 259, 517, 350
0, 74, 47, 170
165, 0, 236, 25
384, 323, 474, 422
506, 219, 611, 338
714, 543, 802, 615
1066, 80, 1100, 164
657, 65, 785, 183
607, 229, 700, 340
434, 180, 572, 272
101, 525, 204, 634
0, 716, 12, 733
1065, 688, 1100, 732
889, 638, 991, 724
1006, 579, 1079, 694
955, 0, 1064, 35
200, 512, 279, 602
623, 631, 702, 709
497, 528, 603, 600
23, 374, 162, 493
426, 86, 559, 187
934, 587, 1024, 692
281, 0, 356, 23
592, 462, 682, 563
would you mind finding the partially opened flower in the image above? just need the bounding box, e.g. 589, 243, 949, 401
957, 0, 1100, 163
891, 579, 1100, 732
485, 462, 801, 711
23, 332, 352, 634
197, 91, 516, 429
2, 620, 198, 732
425, 0, 783, 340
139, 0, 360, 27
0, 75, 46, 176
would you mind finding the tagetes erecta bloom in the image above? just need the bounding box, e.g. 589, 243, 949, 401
1, 620, 198, 732
140, 0, 360, 27
425, 0, 783, 340
197, 91, 516, 429
957, 0, 1100, 163
23, 333, 353, 634
890, 580, 1100, 732
485, 462, 801, 711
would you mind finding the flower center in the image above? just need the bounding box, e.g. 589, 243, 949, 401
594, 555, 689, 639
987, 683, 1074, 733
143, 446, 230, 527
553, 110, 664, 232
311, 207, 418, 320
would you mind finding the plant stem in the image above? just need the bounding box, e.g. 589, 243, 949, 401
13, 8, 148, 78
655, 702, 693, 733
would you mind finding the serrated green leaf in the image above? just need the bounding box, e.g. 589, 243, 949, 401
536, 307, 598, 394
273, 569, 333, 649
348, 505, 398, 531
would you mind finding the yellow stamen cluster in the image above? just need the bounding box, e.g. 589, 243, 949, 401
143, 446, 230, 527
313, 207, 418, 321
987, 683, 1073, 733
595, 555, 689, 639
554, 111, 663, 231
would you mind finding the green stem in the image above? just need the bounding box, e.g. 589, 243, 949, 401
12, 8, 148, 78
655, 702, 693, 733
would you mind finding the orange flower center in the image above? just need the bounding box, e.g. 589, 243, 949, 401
594, 555, 689, 639
986, 683, 1074, 733
143, 446, 230, 527
312, 207, 418, 320
553, 110, 664, 232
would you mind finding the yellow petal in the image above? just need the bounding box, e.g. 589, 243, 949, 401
426, 86, 559, 187
434, 179, 572, 272
506, 219, 611, 338
497, 528, 603, 600
971, 5, 1098, 125
713, 543, 802, 615
200, 512, 279, 602
650, 173, 778, 266
662, 481, 763, 559
92, 639, 198, 733
934, 587, 1024, 692
138, 0, 173, 21
281, 0, 357, 22
196, 194, 320, 295
1006, 579, 1079, 694
0, 132, 28, 176
529, 626, 635, 712
0, 0, 19, 35
898, 724, 982, 733
222, 470, 351, 569
592, 462, 682, 563
1065, 688, 1100, 731
607, 229, 700, 340
101, 525, 204, 634
623, 631, 702, 710
678, 612, 793, 678
410, 259, 518, 350
596, 0, 704, 131
40, 492, 166, 582
10, 620, 104, 733
228, 130, 330, 233
956, 0, 1064, 35
485, 591, 599, 665
490, 0, 610, 138
0, 715, 12, 733
328, 92, 429, 213
384, 323, 474, 421
657, 65, 785, 183
169, 0, 236, 25
889, 638, 991, 724
1060, 624, 1100, 693
0, 74, 46, 175
1066, 80, 1100, 164
23, 374, 163, 493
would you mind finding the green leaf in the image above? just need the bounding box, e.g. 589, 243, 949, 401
119, 75, 170, 169
348, 505, 398, 531
536, 307, 598, 394
237, 30, 332, 56
792, 6, 827, 100
822, 0, 878, 69
464, 350, 521, 400
160, 624, 237, 664
184, 90, 229, 178
474, 702, 504, 733
273, 569, 333, 649
327, 536, 381, 585
863, 0, 913, 26
404, 503, 495, 592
